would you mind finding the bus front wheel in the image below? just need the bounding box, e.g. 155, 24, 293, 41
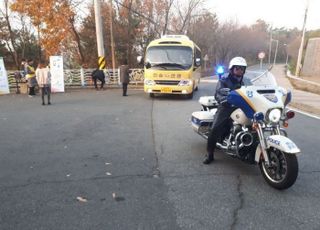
186, 91, 193, 99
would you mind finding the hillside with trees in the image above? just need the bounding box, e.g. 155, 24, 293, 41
1, 0, 319, 70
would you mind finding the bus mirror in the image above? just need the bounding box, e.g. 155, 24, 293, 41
195, 58, 201, 67
145, 61, 151, 69
137, 56, 143, 64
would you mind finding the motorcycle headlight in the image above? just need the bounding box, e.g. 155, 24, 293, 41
267, 109, 282, 123
144, 79, 155, 86
178, 80, 192, 86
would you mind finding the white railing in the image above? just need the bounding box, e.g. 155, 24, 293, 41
7, 68, 144, 88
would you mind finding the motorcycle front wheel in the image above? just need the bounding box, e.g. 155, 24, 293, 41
259, 147, 298, 190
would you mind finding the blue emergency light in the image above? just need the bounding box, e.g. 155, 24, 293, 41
216, 65, 224, 75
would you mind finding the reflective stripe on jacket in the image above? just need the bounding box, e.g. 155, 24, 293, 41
26, 65, 35, 79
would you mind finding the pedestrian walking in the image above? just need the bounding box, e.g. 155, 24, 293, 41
35, 60, 51, 105
119, 59, 130, 96
26, 59, 37, 97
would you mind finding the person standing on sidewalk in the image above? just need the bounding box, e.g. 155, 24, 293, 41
26, 59, 37, 97
119, 59, 130, 96
36, 60, 51, 105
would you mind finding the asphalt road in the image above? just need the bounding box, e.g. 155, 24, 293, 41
0, 82, 320, 230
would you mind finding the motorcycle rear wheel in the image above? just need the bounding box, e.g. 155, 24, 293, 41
259, 147, 298, 190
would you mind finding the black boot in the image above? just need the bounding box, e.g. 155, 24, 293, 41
203, 153, 214, 164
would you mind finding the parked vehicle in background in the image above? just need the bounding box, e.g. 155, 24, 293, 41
139, 35, 201, 99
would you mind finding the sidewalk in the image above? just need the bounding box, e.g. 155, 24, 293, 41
271, 64, 320, 116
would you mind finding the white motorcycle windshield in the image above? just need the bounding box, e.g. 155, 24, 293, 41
243, 70, 277, 87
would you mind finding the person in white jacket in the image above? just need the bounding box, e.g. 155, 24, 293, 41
36, 60, 51, 105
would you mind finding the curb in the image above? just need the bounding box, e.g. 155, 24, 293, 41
289, 102, 320, 117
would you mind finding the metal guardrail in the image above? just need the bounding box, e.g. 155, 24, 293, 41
7, 68, 145, 90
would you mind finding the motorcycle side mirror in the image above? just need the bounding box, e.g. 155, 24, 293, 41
145, 61, 151, 69
195, 58, 201, 67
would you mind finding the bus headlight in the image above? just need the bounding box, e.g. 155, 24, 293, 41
144, 79, 155, 86
178, 80, 192, 86
267, 109, 282, 123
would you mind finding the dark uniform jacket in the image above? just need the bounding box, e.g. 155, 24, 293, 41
119, 65, 130, 84
215, 74, 243, 107
212, 74, 243, 127
92, 69, 105, 81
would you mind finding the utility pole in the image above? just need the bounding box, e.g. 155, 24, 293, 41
94, 0, 105, 57
273, 39, 279, 66
110, 0, 116, 73
284, 44, 289, 66
295, 0, 309, 76
268, 28, 273, 65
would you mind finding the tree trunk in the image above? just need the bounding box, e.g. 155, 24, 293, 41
70, 17, 85, 65
4, 0, 19, 68
127, 0, 133, 67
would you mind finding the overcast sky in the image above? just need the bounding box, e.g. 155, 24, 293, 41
207, 0, 319, 30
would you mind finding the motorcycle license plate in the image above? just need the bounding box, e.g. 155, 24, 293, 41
161, 87, 172, 93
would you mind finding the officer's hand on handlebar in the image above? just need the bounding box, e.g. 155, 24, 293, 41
220, 88, 230, 96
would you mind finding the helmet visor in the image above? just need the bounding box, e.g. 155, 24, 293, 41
233, 65, 246, 71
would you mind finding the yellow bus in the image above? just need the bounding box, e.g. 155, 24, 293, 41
142, 35, 201, 99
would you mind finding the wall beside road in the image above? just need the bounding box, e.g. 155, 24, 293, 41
287, 71, 320, 95
301, 37, 320, 78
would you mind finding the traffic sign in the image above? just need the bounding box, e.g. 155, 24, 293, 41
258, 52, 265, 59
98, 56, 106, 69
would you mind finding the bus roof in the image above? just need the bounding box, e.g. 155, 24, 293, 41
147, 35, 199, 49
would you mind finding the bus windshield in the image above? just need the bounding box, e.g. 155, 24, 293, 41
145, 46, 193, 70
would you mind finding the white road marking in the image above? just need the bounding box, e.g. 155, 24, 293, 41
288, 107, 320, 120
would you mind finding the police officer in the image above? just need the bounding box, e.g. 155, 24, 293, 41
203, 57, 247, 164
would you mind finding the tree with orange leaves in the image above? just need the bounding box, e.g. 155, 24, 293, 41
10, 0, 79, 61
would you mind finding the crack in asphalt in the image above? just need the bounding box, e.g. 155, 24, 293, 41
230, 175, 244, 230
150, 98, 161, 178
300, 170, 320, 174
3, 168, 319, 190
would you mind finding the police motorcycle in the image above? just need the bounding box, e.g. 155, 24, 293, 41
191, 67, 300, 190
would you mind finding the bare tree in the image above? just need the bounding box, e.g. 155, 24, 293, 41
162, 0, 174, 35
174, 0, 205, 34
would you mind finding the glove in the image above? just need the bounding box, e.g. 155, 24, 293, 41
220, 88, 230, 96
